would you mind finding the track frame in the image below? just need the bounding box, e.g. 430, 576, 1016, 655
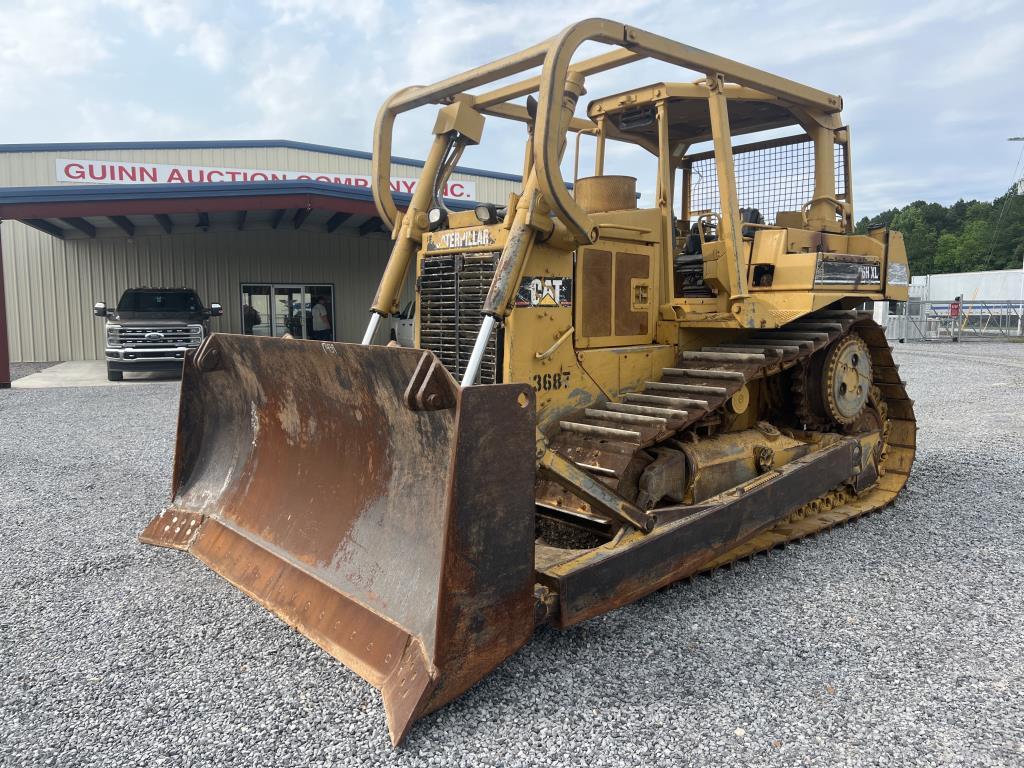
535, 314, 916, 627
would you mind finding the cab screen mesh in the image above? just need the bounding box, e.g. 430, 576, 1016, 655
686, 137, 845, 225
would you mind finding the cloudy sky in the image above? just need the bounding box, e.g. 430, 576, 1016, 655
1, 0, 1021, 216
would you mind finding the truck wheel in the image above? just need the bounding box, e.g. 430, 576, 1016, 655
107, 368, 124, 382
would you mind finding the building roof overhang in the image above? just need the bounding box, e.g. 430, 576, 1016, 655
0, 180, 475, 240
0, 139, 524, 184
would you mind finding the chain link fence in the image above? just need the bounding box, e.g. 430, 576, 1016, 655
887, 286, 1024, 341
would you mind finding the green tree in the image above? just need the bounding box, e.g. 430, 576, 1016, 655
959, 219, 990, 270
890, 205, 937, 275
855, 186, 1022, 275
987, 189, 1024, 270
933, 232, 961, 272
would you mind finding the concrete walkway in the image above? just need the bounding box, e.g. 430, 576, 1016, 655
11, 361, 180, 389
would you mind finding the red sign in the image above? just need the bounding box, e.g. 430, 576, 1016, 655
54, 158, 476, 199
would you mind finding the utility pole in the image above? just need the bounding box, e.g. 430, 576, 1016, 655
1010, 138, 1024, 335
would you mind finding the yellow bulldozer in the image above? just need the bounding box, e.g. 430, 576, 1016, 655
141, 19, 916, 745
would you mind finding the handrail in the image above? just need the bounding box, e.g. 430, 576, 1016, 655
535, 326, 574, 361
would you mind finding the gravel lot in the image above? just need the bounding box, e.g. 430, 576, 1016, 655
8, 362, 57, 381
2, 342, 1022, 767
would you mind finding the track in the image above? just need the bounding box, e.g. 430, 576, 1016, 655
541, 310, 917, 570
700, 316, 917, 570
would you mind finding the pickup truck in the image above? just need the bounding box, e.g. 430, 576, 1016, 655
93, 288, 222, 381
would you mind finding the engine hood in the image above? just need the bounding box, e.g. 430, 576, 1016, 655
108, 311, 208, 325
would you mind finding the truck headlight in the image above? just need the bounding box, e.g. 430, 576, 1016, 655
106, 325, 122, 347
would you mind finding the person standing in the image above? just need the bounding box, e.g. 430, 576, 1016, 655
242, 303, 261, 334
311, 295, 332, 341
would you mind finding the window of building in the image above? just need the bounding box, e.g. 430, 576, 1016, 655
240, 284, 335, 341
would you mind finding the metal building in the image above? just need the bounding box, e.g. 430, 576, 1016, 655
899, 267, 1024, 340
910, 267, 1024, 302
0, 140, 521, 379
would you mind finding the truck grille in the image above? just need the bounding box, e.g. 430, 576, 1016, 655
419, 252, 500, 384
111, 325, 203, 348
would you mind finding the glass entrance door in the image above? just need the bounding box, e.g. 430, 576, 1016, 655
241, 285, 271, 336
306, 285, 334, 341
241, 284, 334, 340
271, 285, 308, 339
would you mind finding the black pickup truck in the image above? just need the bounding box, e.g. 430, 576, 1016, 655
93, 288, 222, 381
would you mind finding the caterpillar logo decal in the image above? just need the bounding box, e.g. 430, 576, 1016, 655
515, 277, 573, 307
427, 228, 495, 250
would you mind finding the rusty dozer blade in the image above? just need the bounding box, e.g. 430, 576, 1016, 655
140, 334, 538, 745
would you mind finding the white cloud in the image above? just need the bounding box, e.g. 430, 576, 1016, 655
105, 0, 232, 72
236, 40, 334, 136
75, 100, 190, 141
369, 0, 671, 169
262, 0, 387, 34
0, 2, 111, 90
102, 0, 194, 35
927, 23, 1024, 86
750, 0, 1011, 66
388, 0, 663, 83
176, 22, 229, 71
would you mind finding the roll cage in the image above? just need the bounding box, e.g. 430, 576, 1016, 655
371, 18, 845, 244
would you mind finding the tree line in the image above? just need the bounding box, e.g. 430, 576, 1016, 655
854, 186, 1023, 276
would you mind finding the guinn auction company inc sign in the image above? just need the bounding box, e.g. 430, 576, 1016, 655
54, 158, 476, 199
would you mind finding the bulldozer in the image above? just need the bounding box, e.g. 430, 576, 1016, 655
141, 19, 916, 746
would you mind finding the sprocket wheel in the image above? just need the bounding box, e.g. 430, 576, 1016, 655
793, 332, 873, 429
821, 333, 872, 425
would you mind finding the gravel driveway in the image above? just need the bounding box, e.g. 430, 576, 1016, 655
1, 342, 1022, 767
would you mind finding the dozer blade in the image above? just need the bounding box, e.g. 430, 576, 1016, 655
140, 334, 538, 745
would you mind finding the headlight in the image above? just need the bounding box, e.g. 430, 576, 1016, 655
474, 203, 499, 225
427, 207, 448, 231
106, 325, 122, 347
886, 262, 909, 286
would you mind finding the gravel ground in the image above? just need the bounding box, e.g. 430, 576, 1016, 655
7, 361, 58, 381
1, 342, 1022, 767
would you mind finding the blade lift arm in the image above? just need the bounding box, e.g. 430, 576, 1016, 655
462, 72, 587, 386
361, 102, 485, 345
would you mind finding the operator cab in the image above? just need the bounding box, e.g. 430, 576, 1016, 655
579, 81, 851, 299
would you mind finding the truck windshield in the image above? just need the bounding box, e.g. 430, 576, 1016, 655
117, 291, 203, 312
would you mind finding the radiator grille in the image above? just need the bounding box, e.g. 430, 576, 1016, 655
419, 252, 499, 384
110, 325, 203, 348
